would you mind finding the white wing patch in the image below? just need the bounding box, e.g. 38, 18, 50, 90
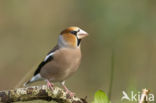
44, 52, 55, 61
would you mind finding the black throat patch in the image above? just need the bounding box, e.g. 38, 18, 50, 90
77, 39, 81, 46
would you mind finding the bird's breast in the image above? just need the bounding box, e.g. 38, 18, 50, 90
54, 48, 81, 70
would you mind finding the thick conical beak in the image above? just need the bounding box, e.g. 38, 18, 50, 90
77, 29, 88, 39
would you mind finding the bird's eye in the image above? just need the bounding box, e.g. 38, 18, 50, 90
70, 31, 77, 35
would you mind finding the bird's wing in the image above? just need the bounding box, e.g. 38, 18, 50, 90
33, 45, 59, 76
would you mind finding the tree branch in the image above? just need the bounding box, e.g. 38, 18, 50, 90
0, 85, 87, 103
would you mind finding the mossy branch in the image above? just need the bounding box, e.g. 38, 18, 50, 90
0, 85, 87, 103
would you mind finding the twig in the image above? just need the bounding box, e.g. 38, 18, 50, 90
0, 85, 87, 103
108, 48, 115, 100
139, 88, 150, 103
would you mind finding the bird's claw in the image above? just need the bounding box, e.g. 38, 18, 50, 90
65, 89, 75, 97
47, 80, 54, 90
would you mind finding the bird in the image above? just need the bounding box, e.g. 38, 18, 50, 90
24, 26, 88, 97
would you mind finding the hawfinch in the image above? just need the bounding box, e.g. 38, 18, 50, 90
24, 26, 88, 97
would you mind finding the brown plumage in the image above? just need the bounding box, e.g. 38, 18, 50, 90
41, 47, 81, 82
24, 26, 88, 97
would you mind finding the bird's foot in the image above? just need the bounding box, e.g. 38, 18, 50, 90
61, 81, 75, 98
62, 85, 75, 97
65, 89, 75, 97
46, 80, 54, 90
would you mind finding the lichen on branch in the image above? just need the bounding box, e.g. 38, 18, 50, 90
0, 85, 87, 103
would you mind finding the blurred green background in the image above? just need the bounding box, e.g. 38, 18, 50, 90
0, 0, 156, 103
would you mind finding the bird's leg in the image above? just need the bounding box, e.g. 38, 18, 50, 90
61, 81, 75, 97
46, 80, 54, 90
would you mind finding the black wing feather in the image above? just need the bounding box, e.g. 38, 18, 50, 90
33, 45, 59, 76
34, 55, 54, 76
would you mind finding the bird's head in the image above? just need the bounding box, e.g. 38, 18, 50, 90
58, 26, 88, 48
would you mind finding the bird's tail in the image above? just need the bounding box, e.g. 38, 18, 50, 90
14, 65, 37, 88
24, 74, 43, 87
23, 79, 35, 87
24, 80, 31, 87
